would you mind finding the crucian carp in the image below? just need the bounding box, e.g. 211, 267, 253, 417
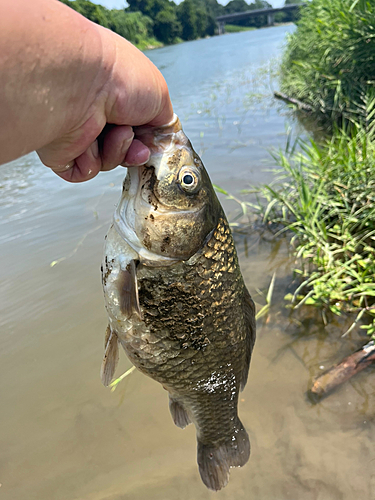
101, 114, 256, 491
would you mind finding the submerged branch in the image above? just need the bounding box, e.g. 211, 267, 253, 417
309, 340, 375, 401
274, 91, 313, 113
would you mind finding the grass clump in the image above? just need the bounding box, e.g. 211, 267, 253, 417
257, 127, 375, 338
280, 0, 375, 127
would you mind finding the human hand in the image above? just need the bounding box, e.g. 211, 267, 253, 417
36, 23, 173, 182
0, 0, 173, 181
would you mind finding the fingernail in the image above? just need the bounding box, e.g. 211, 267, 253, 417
121, 135, 134, 157
91, 140, 99, 159
123, 151, 150, 168
51, 161, 75, 173
134, 148, 150, 165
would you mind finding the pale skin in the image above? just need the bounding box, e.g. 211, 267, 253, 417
0, 0, 174, 182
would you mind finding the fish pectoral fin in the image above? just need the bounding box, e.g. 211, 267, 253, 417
197, 418, 250, 491
119, 259, 142, 319
100, 326, 119, 387
240, 288, 256, 391
169, 396, 191, 429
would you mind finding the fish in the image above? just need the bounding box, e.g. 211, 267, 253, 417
101, 114, 256, 491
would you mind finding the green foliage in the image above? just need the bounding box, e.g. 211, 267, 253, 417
127, 0, 182, 43
224, 0, 249, 14
59, 0, 158, 48
275, 0, 305, 24
177, 0, 217, 40
280, 0, 375, 127
256, 126, 375, 338
177, 0, 200, 40
60, 0, 111, 26
127, 0, 220, 43
61, 0, 281, 47
110, 11, 154, 45
154, 6, 181, 44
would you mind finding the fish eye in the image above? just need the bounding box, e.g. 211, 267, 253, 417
178, 167, 200, 193
183, 174, 194, 185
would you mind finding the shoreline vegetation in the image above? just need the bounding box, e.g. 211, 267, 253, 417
245, 0, 375, 394
261, 0, 375, 338
59, 0, 301, 50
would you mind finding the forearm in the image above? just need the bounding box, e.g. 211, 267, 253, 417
0, 0, 172, 166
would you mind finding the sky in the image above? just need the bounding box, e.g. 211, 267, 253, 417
92, 0, 285, 10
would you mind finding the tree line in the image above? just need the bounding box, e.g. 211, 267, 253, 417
59, 0, 302, 48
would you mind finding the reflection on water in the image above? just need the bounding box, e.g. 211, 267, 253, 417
0, 26, 374, 500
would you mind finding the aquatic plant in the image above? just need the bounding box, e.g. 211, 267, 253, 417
280, 0, 375, 127
255, 127, 375, 338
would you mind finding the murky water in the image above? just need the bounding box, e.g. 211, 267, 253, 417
1, 26, 374, 499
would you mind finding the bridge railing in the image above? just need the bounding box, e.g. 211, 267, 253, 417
216, 4, 301, 30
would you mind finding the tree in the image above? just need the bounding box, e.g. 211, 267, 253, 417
224, 0, 249, 15
283, 0, 305, 22
154, 6, 181, 44
177, 0, 217, 41
177, 0, 198, 40
109, 10, 154, 45
127, 0, 182, 43
59, 0, 155, 47
62, 0, 112, 27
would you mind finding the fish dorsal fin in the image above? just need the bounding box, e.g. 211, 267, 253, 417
240, 288, 256, 391
101, 326, 119, 386
119, 260, 142, 319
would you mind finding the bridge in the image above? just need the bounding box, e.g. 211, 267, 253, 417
216, 4, 301, 34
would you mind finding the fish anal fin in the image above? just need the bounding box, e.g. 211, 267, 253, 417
240, 288, 256, 391
169, 396, 191, 429
100, 327, 119, 387
197, 418, 250, 491
119, 260, 142, 320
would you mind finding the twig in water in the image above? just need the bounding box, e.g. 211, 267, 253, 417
109, 366, 136, 392
274, 91, 313, 113
50, 221, 109, 267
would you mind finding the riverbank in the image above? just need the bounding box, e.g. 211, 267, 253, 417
252, 0, 375, 342
136, 38, 164, 51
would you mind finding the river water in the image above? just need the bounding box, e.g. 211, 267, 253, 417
1, 26, 374, 500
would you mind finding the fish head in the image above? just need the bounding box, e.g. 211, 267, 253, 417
115, 115, 221, 263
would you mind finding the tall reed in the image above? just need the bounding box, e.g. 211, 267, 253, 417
280, 0, 375, 127
257, 126, 375, 338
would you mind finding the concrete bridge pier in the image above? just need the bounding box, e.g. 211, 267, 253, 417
218, 21, 225, 35
267, 13, 274, 26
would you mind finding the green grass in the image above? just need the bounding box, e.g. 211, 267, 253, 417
280, 0, 375, 128
253, 126, 375, 338
224, 24, 256, 33
135, 37, 164, 51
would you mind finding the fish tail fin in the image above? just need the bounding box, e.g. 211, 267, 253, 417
197, 418, 250, 491
169, 396, 191, 429
100, 326, 119, 386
